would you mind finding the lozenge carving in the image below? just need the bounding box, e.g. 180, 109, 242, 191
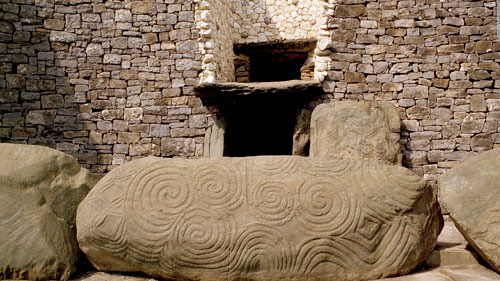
77, 156, 441, 281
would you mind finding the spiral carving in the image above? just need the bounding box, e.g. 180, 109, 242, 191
296, 237, 354, 274
296, 178, 352, 234
128, 164, 192, 217
229, 224, 294, 274
252, 181, 294, 225
166, 208, 232, 271
303, 157, 357, 176
193, 163, 244, 210
260, 157, 301, 174
77, 156, 437, 281
124, 164, 193, 262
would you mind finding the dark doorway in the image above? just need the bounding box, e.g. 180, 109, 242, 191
194, 74, 324, 158
223, 97, 297, 157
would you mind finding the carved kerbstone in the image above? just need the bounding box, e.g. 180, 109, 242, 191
439, 148, 500, 273
0, 144, 99, 280
77, 156, 441, 281
310, 101, 401, 165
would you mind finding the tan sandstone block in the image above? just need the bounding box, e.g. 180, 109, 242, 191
77, 156, 442, 281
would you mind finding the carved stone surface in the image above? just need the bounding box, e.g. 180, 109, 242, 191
77, 156, 441, 281
0, 144, 99, 280
310, 101, 401, 165
439, 148, 500, 273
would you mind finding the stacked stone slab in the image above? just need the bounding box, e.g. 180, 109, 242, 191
310, 101, 401, 165
77, 156, 442, 281
439, 148, 500, 273
0, 143, 99, 280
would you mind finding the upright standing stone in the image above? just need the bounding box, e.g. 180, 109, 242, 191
0, 144, 99, 280
77, 156, 441, 281
310, 101, 401, 165
292, 109, 312, 156
439, 148, 500, 273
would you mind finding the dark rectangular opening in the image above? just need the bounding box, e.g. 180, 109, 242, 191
222, 97, 297, 157
234, 40, 316, 83
249, 53, 308, 82
195, 77, 324, 158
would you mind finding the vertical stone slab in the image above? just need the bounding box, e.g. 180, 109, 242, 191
204, 117, 226, 157
292, 108, 312, 156
310, 101, 401, 165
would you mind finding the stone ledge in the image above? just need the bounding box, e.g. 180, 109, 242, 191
195, 80, 323, 101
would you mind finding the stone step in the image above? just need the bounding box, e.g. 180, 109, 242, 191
377, 265, 500, 281
424, 216, 481, 268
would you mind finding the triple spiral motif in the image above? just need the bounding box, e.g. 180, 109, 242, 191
78, 156, 428, 279
252, 181, 294, 225
193, 163, 244, 210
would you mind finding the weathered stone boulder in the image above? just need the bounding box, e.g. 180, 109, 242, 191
439, 148, 500, 273
0, 144, 99, 280
77, 156, 441, 281
310, 101, 401, 165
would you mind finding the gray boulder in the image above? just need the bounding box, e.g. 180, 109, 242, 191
0, 144, 99, 280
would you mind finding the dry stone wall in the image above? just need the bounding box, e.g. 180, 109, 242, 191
196, 0, 235, 83
196, 0, 330, 84
230, 0, 325, 44
0, 0, 499, 184
0, 0, 208, 173
321, 0, 500, 185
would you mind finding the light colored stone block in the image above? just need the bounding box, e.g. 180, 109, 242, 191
439, 148, 500, 273
0, 144, 99, 280
77, 156, 441, 281
310, 101, 401, 165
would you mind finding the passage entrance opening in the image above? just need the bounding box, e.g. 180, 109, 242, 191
223, 97, 297, 157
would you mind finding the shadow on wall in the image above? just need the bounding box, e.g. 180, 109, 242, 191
1, 1, 207, 173
0, 1, 91, 163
